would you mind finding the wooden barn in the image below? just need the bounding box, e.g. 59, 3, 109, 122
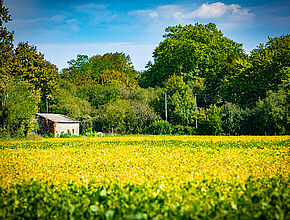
36, 113, 79, 137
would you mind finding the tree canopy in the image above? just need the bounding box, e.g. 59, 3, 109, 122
140, 23, 246, 106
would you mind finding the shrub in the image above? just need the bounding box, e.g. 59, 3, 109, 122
222, 102, 244, 135
44, 132, 54, 138
148, 120, 172, 134
251, 90, 289, 135
198, 105, 223, 135
172, 125, 196, 135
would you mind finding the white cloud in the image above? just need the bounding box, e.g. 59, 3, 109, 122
193, 2, 238, 19
131, 2, 254, 30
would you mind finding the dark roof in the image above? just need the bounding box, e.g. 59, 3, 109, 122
36, 113, 79, 123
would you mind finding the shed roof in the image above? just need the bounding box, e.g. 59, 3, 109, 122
36, 113, 79, 123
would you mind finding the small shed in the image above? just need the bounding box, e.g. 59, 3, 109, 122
36, 113, 79, 137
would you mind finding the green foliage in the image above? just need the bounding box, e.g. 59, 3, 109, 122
62, 52, 138, 88
90, 52, 137, 79
222, 103, 244, 135
99, 99, 160, 134
77, 83, 122, 109
0, 175, 288, 219
100, 99, 132, 134
98, 69, 138, 90
58, 131, 77, 138
252, 90, 289, 135
0, 0, 14, 112
227, 35, 290, 107
44, 132, 54, 138
148, 120, 172, 134
129, 100, 161, 133
198, 105, 223, 135
49, 88, 93, 119
129, 87, 157, 104
166, 75, 196, 126
13, 42, 59, 112
172, 125, 196, 135
0, 79, 40, 137
140, 23, 246, 106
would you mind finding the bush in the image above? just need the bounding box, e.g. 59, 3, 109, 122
44, 133, 54, 138
251, 90, 289, 135
222, 102, 244, 135
148, 120, 172, 134
129, 101, 161, 134
0, 80, 40, 138
172, 125, 196, 135
198, 105, 223, 135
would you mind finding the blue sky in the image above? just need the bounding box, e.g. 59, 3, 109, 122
4, 0, 290, 71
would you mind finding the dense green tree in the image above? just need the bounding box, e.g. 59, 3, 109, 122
90, 52, 137, 79
100, 99, 133, 134
129, 100, 160, 133
62, 53, 138, 88
148, 120, 172, 135
198, 105, 223, 135
226, 35, 290, 107
0, 79, 40, 137
252, 90, 289, 135
13, 42, 59, 112
76, 83, 122, 109
222, 102, 244, 135
49, 88, 93, 119
140, 23, 246, 106
0, 0, 14, 112
166, 75, 196, 126
62, 55, 92, 86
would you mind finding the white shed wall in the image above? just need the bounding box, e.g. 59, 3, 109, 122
55, 123, 79, 136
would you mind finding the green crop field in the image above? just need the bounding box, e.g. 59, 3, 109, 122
0, 136, 289, 219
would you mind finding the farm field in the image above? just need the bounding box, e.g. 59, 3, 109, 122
0, 135, 289, 219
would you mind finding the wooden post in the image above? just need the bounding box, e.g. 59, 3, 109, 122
165, 88, 168, 121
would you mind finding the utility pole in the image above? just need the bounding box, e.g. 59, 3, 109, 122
195, 93, 198, 129
46, 96, 49, 113
165, 88, 168, 121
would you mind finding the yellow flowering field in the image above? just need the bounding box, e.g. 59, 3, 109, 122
0, 135, 289, 219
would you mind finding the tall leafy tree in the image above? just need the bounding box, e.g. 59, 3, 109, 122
140, 23, 246, 106
62, 52, 138, 87
13, 42, 59, 112
90, 52, 137, 79
62, 55, 92, 86
252, 90, 289, 135
166, 75, 196, 126
234, 35, 289, 107
0, 0, 14, 113
0, 79, 40, 137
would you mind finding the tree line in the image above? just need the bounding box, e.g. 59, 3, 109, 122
0, 1, 289, 137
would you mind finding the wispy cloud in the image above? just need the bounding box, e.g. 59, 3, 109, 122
51, 15, 78, 25
75, 3, 109, 12
131, 2, 255, 30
